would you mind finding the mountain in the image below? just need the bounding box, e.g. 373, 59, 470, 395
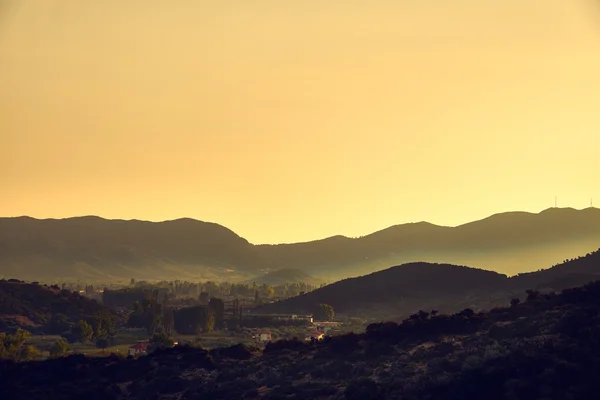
0, 279, 120, 332
4, 279, 600, 399
0, 216, 256, 282
254, 207, 600, 280
254, 262, 509, 319
1, 207, 599, 283
256, 249, 600, 319
246, 268, 324, 286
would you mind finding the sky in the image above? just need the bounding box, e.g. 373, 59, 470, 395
1, 0, 599, 244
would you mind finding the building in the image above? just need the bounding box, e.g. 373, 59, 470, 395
258, 331, 272, 342
253, 330, 272, 342
313, 321, 339, 334
128, 342, 148, 357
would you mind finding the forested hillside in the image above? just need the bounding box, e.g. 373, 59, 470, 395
0, 279, 120, 332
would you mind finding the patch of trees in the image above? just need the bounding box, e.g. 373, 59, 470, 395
0, 280, 120, 333
127, 290, 172, 335
313, 303, 335, 321
173, 306, 215, 334
60, 312, 117, 346
0, 329, 40, 362
148, 333, 175, 353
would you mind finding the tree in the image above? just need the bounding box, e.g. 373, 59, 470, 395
148, 332, 174, 353
208, 298, 225, 329
150, 306, 164, 335
90, 313, 114, 340
313, 304, 335, 321
72, 320, 94, 343
0, 329, 32, 361
265, 286, 275, 298
96, 338, 109, 351
510, 298, 521, 308
163, 308, 175, 336
49, 339, 70, 358
19, 345, 41, 361
203, 309, 216, 333
174, 306, 204, 334
48, 313, 70, 334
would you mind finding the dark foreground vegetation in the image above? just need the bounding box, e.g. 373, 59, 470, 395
3, 278, 600, 399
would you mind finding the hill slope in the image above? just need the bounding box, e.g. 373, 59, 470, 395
255, 207, 600, 280
1, 207, 599, 282
257, 249, 600, 319
3, 279, 600, 399
0, 279, 120, 332
0, 216, 255, 282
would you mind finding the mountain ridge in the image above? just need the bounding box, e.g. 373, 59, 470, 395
1, 207, 599, 282
7, 206, 598, 244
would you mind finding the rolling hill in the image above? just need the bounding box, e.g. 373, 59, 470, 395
1, 207, 599, 283
255, 248, 600, 320
0, 216, 256, 282
0, 279, 120, 332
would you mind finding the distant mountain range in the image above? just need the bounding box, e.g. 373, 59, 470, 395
255, 249, 600, 320
1, 207, 599, 283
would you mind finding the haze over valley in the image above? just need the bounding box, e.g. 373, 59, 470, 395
2, 207, 599, 284
1, 1, 600, 399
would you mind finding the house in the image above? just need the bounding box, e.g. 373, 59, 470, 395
253, 330, 272, 342
128, 342, 148, 357
313, 321, 339, 334
304, 331, 325, 342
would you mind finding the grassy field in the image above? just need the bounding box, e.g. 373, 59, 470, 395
26, 334, 135, 357
24, 330, 254, 359
23, 320, 362, 360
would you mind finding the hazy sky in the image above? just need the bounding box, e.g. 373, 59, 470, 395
1, 1, 599, 244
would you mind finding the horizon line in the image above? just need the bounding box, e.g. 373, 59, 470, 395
2, 205, 597, 246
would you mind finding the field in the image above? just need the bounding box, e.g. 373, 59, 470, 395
24, 330, 255, 359
22, 318, 365, 360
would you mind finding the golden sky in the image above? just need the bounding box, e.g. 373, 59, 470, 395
1, 0, 599, 244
